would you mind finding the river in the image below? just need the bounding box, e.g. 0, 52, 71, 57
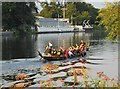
0, 30, 118, 85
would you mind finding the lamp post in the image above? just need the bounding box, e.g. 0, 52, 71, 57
58, 14, 60, 31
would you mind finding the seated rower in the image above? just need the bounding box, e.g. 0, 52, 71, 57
80, 40, 86, 49
68, 51, 74, 58
76, 44, 79, 48
74, 44, 80, 56
57, 47, 64, 56
45, 42, 53, 54
59, 47, 64, 51
79, 46, 86, 57
80, 40, 86, 46
68, 47, 74, 58
86, 42, 90, 51
71, 46, 76, 55
51, 48, 57, 56
64, 49, 69, 58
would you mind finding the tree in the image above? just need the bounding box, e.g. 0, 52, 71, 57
39, 1, 98, 25
2, 2, 38, 35
77, 11, 91, 25
97, 2, 119, 40
66, 2, 76, 18
39, 2, 62, 18
74, 2, 98, 24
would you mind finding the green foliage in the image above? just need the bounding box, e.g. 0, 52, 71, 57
39, 2, 62, 18
39, 2, 98, 25
66, 3, 76, 18
77, 11, 91, 25
97, 2, 119, 40
93, 25, 103, 30
2, 2, 38, 35
68, 2, 98, 25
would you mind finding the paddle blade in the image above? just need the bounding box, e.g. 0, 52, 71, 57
37, 51, 43, 58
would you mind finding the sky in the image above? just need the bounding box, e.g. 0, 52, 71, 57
85, 0, 116, 8
85, 0, 115, 2
36, 0, 116, 11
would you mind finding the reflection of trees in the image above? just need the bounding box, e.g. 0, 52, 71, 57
92, 30, 106, 40
71, 32, 92, 46
89, 30, 106, 46
69, 32, 104, 47
15, 35, 38, 58
2, 36, 13, 60
2, 35, 38, 60
58, 33, 72, 49
72, 32, 79, 45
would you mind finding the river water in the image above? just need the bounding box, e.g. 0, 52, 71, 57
0, 30, 118, 85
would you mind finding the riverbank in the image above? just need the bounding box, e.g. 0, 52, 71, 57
1, 26, 94, 36
1, 58, 118, 88
34, 30, 84, 34
0, 29, 85, 36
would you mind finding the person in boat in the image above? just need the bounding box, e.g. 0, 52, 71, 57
80, 40, 86, 51
80, 40, 86, 47
68, 51, 74, 58
75, 44, 80, 56
45, 42, 53, 54
71, 46, 76, 55
86, 42, 90, 51
64, 49, 69, 58
71, 45, 79, 56
79, 44, 86, 57
68, 47, 74, 58
59, 47, 64, 52
57, 51, 61, 56
76, 44, 79, 48
57, 47, 64, 56
51, 48, 57, 56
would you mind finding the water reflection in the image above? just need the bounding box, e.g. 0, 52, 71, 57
2, 30, 106, 60
2, 35, 38, 60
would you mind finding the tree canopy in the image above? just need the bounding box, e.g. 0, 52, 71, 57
2, 2, 38, 35
97, 2, 119, 40
40, 2, 62, 18
39, 2, 99, 25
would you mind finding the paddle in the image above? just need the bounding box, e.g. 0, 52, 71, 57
86, 62, 102, 65
37, 51, 43, 58
86, 57, 104, 60
37, 51, 47, 63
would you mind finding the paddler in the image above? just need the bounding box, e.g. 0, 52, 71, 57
45, 42, 53, 54
86, 42, 90, 51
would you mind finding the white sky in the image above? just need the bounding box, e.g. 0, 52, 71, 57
85, 0, 116, 8
36, 0, 116, 10
85, 0, 115, 2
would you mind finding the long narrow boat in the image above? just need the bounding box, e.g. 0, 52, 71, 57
38, 51, 86, 61
42, 56, 66, 61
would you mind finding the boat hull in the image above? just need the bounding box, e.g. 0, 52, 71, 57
43, 56, 66, 61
